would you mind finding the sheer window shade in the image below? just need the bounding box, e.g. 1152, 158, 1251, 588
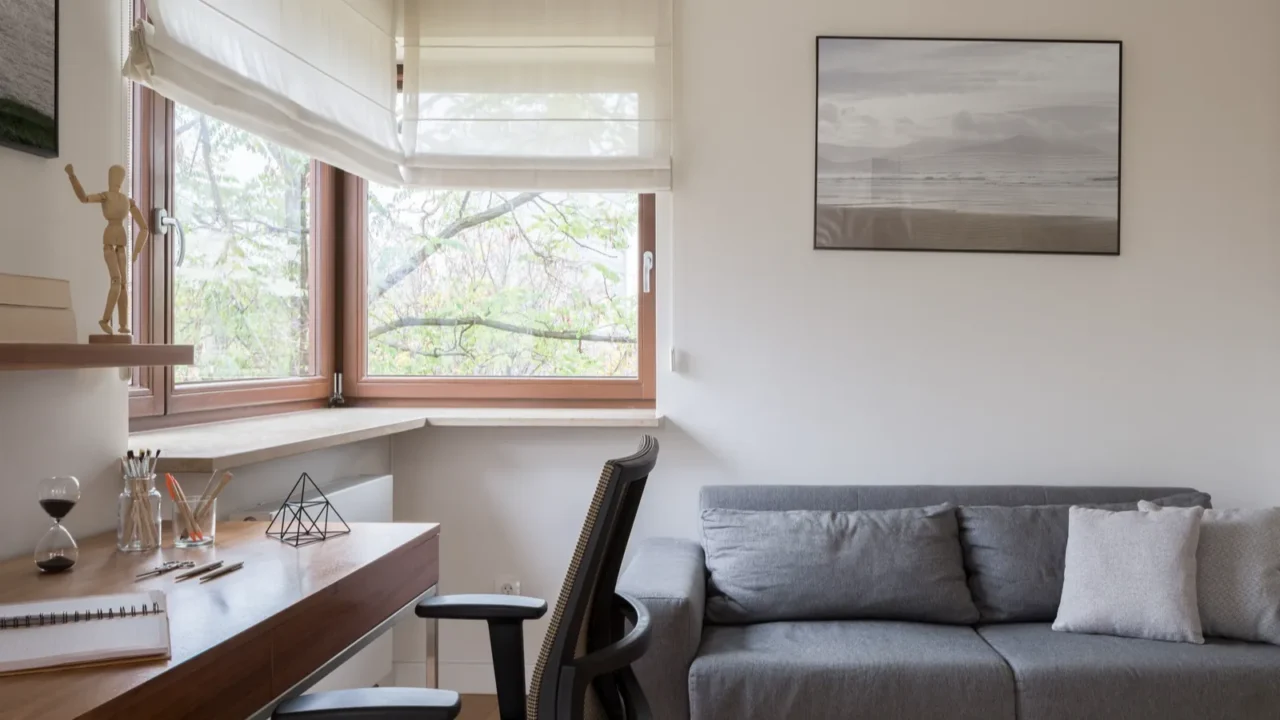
125, 0, 672, 191
400, 0, 673, 190
125, 0, 403, 185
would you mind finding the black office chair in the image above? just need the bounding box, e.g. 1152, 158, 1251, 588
274, 436, 659, 720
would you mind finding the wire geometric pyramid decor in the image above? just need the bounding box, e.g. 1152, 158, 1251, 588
265, 472, 351, 547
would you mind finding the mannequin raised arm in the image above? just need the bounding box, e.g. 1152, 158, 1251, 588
64, 164, 105, 204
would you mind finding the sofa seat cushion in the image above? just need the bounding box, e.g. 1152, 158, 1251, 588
978, 623, 1280, 720
688, 621, 1015, 720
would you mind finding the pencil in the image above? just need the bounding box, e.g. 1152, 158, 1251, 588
198, 561, 244, 583
177, 476, 205, 540
193, 470, 224, 523
197, 470, 221, 504
165, 474, 203, 541
194, 471, 234, 528
175, 560, 223, 581
170, 474, 204, 540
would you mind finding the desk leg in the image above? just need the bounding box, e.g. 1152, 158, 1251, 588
425, 585, 439, 689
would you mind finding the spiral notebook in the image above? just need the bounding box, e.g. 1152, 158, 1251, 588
0, 590, 171, 675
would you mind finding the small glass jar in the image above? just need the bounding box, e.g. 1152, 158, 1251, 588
118, 474, 162, 552
172, 495, 215, 548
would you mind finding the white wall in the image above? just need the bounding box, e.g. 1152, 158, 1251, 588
0, 2, 129, 559
391, 0, 1280, 692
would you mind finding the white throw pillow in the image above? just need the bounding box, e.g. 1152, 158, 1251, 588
1139, 502, 1280, 645
1053, 506, 1204, 644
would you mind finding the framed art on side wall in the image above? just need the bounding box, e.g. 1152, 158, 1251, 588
0, 0, 59, 157
814, 37, 1121, 255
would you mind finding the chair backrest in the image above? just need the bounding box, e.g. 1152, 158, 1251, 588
527, 436, 659, 720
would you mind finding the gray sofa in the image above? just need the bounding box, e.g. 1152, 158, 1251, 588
617, 485, 1280, 720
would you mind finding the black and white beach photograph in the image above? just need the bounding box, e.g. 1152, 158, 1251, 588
815, 37, 1120, 254
0, 0, 58, 156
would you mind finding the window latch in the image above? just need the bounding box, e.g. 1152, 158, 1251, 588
329, 372, 346, 407
642, 251, 654, 294
152, 208, 186, 268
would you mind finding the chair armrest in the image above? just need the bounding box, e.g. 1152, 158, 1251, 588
415, 594, 545, 719
273, 688, 460, 720
416, 593, 548, 621
617, 537, 706, 720
572, 592, 652, 679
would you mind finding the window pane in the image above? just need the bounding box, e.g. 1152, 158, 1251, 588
172, 105, 313, 383
366, 189, 639, 378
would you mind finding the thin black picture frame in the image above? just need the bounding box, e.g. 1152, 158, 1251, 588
813, 35, 1123, 256
0, 0, 60, 158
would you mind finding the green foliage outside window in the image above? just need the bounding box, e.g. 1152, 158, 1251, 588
366, 188, 639, 378
172, 105, 312, 383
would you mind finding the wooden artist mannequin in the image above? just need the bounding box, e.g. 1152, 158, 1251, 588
65, 164, 148, 337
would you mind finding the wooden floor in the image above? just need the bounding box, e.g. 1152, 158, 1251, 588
458, 694, 500, 720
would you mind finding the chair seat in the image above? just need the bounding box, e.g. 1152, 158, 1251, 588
978, 623, 1280, 720
273, 687, 461, 720
688, 620, 1015, 720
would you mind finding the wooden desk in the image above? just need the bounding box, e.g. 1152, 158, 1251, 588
0, 522, 440, 720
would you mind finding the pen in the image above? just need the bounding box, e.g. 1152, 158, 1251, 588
198, 561, 244, 583
174, 560, 223, 582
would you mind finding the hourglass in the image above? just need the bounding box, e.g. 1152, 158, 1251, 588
35, 476, 81, 573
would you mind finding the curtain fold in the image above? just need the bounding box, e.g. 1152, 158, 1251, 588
125, 0, 673, 191
125, 0, 403, 185
399, 0, 673, 190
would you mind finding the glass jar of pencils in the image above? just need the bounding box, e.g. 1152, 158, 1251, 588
117, 474, 163, 552
171, 495, 215, 548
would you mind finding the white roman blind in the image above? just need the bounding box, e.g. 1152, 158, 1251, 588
399, 0, 674, 191
125, 0, 403, 184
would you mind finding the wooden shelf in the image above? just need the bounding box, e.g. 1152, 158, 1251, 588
0, 342, 194, 370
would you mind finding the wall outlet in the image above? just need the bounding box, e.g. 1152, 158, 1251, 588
496, 576, 521, 596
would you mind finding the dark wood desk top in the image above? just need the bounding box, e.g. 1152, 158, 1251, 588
0, 522, 440, 720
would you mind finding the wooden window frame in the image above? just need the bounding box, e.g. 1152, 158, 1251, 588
341, 175, 657, 409
128, 86, 337, 431
128, 80, 163, 419
127, 26, 655, 424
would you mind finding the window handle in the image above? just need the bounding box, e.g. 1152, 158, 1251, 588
643, 251, 654, 294
152, 208, 186, 268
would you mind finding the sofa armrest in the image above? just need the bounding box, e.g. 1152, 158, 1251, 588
618, 537, 706, 720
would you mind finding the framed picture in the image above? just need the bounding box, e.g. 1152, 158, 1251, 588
0, 0, 59, 157
815, 37, 1121, 255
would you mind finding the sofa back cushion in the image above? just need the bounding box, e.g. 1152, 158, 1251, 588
698, 485, 1209, 625
960, 491, 1211, 622
701, 505, 978, 624
700, 485, 1204, 512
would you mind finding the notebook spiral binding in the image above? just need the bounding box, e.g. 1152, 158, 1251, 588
0, 602, 164, 630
